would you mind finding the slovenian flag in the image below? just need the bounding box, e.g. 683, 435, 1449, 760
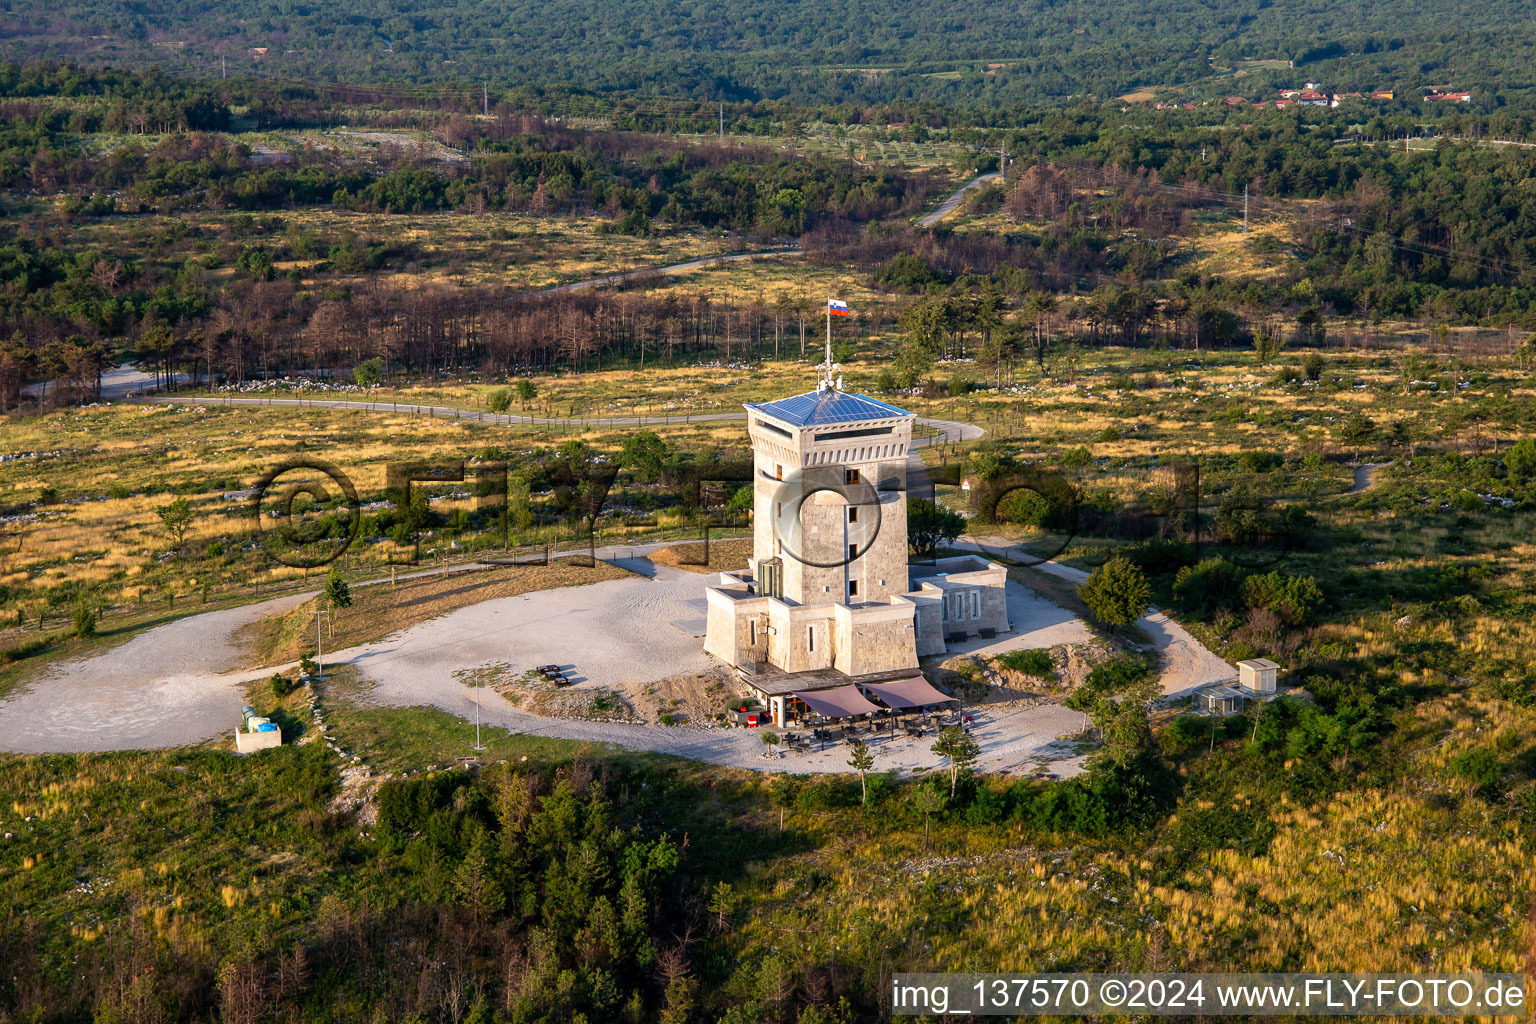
828, 299, 851, 317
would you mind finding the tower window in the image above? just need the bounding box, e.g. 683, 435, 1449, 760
848, 543, 858, 562
848, 579, 860, 598
808, 625, 815, 652
847, 506, 859, 523
774, 463, 783, 480
845, 468, 861, 485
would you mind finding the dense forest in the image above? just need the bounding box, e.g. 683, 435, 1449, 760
8, 0, 1536, 107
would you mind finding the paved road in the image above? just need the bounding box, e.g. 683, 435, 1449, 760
918, 171, 1001, 227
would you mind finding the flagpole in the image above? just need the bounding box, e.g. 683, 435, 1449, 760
825, 298, 833, 389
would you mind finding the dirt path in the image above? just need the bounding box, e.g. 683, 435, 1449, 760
1350, 463, 1390, 494
918, 171, 1000, 227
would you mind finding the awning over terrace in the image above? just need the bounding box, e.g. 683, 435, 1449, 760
791, 685, 882, 719
860, 675, 955, 710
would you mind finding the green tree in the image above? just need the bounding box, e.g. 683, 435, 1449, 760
931, 726, 979, 797
1449, 748, 1500, 798
908, 498, 966, 557
1253, 325, 1286, 367
1078, 557, 1150, 631
707, 880, 739, 934
912, 783, 946, 851
452, 834, 505, 924
515, 378, 539, 409
846, 740, 875, 805
154, 497, 194, 548
620, 430, 671, 481
486, 388, 514, 413
893, 341, 935, 388
72, 597, 97, 638
324, 566, 352, 637
1504, 438, 1536, 483
352, 356, 383, 389
1341, 411, 1377, 456
1064, 657, 1159, 768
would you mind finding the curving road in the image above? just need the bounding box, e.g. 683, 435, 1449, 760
919, 171, 1001, 227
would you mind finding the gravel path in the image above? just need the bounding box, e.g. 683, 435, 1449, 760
1350, 463, 1390, 494
0, 554, 1096, 775
0, 592, 312, 753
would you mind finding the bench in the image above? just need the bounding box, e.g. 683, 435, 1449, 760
977, 627, 997, 640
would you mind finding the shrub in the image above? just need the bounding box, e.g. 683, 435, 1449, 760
0, 638, 48, 665
997, 648, 1054, 678
1505, 438, 1536, 483
487, 388, 515, 414
1172, 557, 1244, 618
72, 600, 97, 638
1238, 451, 1284, 473
1125, 536, 1196, 576
1061, 446, 1092, 468
271, 673, 293, 699
1240, 570, 1325, 626
1077, 557, 1150, 629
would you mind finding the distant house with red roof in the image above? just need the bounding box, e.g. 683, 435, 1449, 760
1427, 92, 1472, 103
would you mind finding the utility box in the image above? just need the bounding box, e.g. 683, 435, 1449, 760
235, 705, 283, 754
1237, 658, 1279, 694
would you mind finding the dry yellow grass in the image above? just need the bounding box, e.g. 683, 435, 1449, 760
650, 538, 753, 573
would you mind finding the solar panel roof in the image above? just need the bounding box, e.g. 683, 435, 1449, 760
746, 389, 912, 427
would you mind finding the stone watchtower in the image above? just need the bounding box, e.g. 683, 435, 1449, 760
744, 385, 914, 606
703, 346, 925, 679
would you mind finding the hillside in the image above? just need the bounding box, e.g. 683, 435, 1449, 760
7, 0, 1536, 106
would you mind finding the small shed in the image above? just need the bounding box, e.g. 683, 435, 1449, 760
1236, 658, 1279, 694
1200, 684, 1248, 716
